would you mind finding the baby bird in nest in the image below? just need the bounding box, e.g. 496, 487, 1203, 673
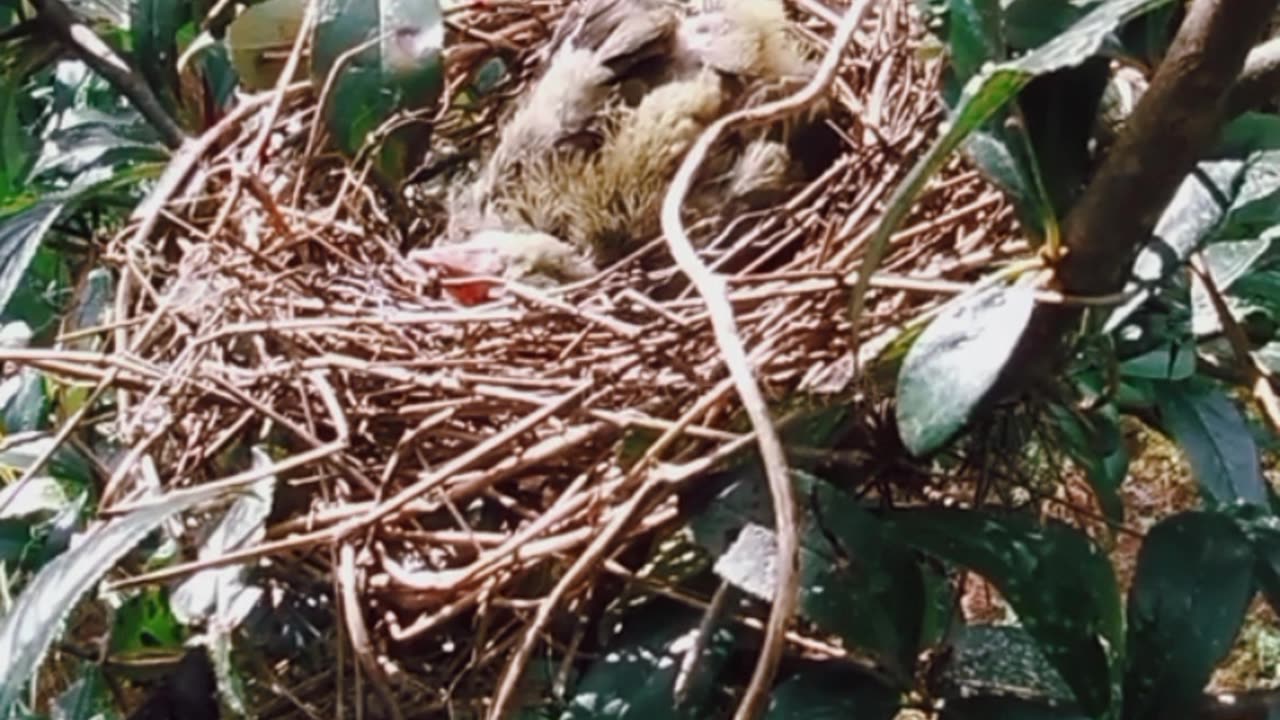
416, 0, 822, 304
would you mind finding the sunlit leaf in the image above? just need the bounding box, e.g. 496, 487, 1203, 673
1124, 511, 1254, 720
110, 587, 185, 658
883, 508, 1123, 717
935, 625, 1075, 706
1154, 379, 1267, 507
0, 481, 236, 709
172, 449, 274, 630
896, 284, 1036, 455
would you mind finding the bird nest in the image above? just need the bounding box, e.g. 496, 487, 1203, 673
89, 0, 1023, 715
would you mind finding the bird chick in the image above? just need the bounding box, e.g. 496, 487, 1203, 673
486, 0, 679, 176
410, 230, 596, 305
676, 0, 815, 81
499, 69, 728, 265
726, 138, 794, 208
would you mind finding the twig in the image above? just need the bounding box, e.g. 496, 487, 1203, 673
29, 0, 185, 148
656, 2, 875, 718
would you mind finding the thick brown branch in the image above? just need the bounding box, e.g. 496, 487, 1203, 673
1057, 0, 1277, 297
30, 0, 186, 149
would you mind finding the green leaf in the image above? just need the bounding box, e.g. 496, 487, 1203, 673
764, 664, 900, 720
110, 588, 185, 657
1123, 511, 1254, 720
1109, 114, 1280, 331
0, 200, 67, 320
1016, 58, 1110, 217
941, 695, 1092, 720
53, 664, 116, 720
935, 625, 1075, 706
1044, 402, 1127, 523
1118, 340, 1195, 380
226, 0, 307, 91
883, 508, 1124, 717
946, 0, 1004, 84
131, 0, 193, 114
0, 481, 238, 710
0, 518, 33, 567
851, 0, 1174, 329
560, 600, 732, 719
29, 115, 167, 183
690, 471, 926, 681
896, 284, 1036, 455
311, 0, 446, 184
1191, 240, 1275, 337
0, 369, 49, 434
1154, 379, 1267, 507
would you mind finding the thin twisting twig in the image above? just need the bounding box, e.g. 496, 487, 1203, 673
657, 2, 875, 717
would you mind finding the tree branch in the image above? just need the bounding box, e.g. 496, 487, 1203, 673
29, 0, 186, 149
1056, 0, 1277, 298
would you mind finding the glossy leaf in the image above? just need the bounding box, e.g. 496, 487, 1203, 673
935, 625, 1075, 706
852, 0, 1175, 330
132, 0, 193, 114
692, 470, 926, 681
1124, 511, 1254, 720
0, 481, 236, 710
0, 369, 48, 434
110, 588, 185, 657
883, 508, 1123, 717
764, 664, 900, 720
560, 600, 733, 719
1155, 379, 1267, 507
896, 284, 1036, 455
1109, 113, 1280, 331
0, 199, 67, 320
311, 0, 446, 184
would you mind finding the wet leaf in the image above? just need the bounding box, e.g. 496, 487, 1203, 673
1124, 511, 1254, 720
1155, 379, 1267, 507
896, 284, 1036, 455
883, 508, 1123, 717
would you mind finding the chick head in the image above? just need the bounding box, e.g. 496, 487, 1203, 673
677, 0, 813, 80
410, 230, 596, 305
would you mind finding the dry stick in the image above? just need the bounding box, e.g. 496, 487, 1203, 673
657, 3, 874, 719
338, 544, 404, 720
0, 91, 289, 517
247, 0, 316, 165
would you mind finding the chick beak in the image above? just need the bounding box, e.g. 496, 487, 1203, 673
409, 245, 509, 305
